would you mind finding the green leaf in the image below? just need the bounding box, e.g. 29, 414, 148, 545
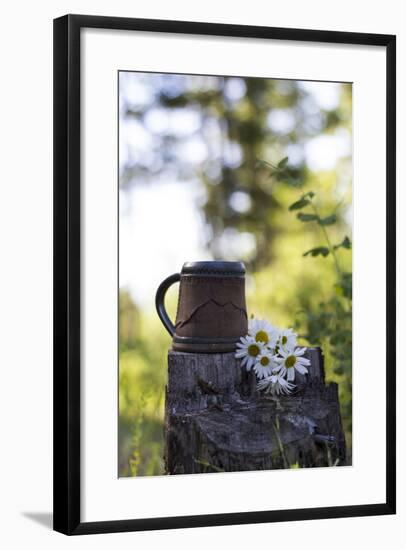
277, 157, 288, 169
330, 330, 351, 345
304, 191, 315, 199
318, 214, 337, 226
335, 285, 344, 297
335, 272, 352, 299
289, 198, 310, 211
303, 246, 330, 257
334, 236, 352, 250
285, 177, 302, 188
297, 212, 319, 222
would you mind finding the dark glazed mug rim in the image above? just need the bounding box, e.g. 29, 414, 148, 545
181, 261, 245, 277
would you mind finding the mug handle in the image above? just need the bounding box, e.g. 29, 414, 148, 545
155, 273, 181, 336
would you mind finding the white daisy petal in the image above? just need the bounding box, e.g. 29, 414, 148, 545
277, 328, 298, 352
278, 377, 289, 388
237, 322, 311, 388
234, 335, 266, 372
252, 349, 278, 379
295, 363, 308, 375
256, 377, 271, 392
278, 366, 287, 378
273, 345, 311, 381
257, 373, 296, 395
248, 318, 279, 347
287, 367, 295, 382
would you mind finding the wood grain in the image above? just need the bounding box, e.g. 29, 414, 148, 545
165, 348, 346, 474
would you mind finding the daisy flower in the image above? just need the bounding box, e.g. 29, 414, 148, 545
235, 335, 265, 371
257, 374, 295, 396
253, 350, 278, 379
273, 347, 310, 382
248, 318, 279, 348
277, 328, 297, 352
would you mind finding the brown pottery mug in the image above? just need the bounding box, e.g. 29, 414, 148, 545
155, 261, 248, 353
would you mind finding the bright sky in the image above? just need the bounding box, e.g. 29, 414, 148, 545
119, 181, 210, 309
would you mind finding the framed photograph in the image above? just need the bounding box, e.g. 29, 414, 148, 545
53, 14, 396, 535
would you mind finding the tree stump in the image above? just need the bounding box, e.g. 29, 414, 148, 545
165, 348, 346, 474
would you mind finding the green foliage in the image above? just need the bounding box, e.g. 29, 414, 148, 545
334, 236, 352, 250
277, 157, 289, 169
303, 246, 330, 257
289, 198, 311, 211
118, 296, 173, 476
297, 212, 319, 222
288, 191, 315, 211
281, 178, 352, 447
318, 214, 337, 226
128, 394, 147, 476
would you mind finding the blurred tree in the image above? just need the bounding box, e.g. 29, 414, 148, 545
120, 74, 350, 270
119, 288, 139, 351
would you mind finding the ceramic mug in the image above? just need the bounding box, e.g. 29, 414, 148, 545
155, 261, 248, 353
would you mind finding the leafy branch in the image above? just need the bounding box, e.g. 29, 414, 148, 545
288, 190, 351, 277
256, 158, 302, 188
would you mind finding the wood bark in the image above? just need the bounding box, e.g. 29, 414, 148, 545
165, 348, 346, 474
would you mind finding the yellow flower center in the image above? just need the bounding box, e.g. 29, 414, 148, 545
281, 335, 288, 345
260, 356, 270, 366
285, 355, 297, 368
248, 344, 260, 357
255, 330, 269, 344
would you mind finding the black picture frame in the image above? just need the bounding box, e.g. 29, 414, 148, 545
53, 14, 396, 535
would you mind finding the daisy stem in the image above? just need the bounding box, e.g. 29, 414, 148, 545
273, 417, 290, 469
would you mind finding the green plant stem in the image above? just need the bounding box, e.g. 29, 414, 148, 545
259, 159, 279, 170
310, 202, 342, 276
273, 417, 290, 469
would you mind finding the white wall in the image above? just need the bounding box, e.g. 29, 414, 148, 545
0, 0, 403, 547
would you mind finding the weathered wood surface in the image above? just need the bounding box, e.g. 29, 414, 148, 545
165, 348, 346, 474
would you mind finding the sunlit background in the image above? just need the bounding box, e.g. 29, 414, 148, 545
119, 71, 352, 476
